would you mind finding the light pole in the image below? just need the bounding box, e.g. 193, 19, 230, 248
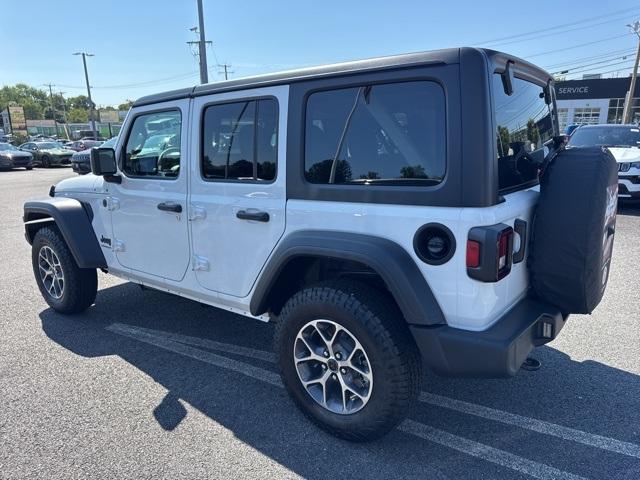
622, 21, 640, 124
73, 52, 97, 139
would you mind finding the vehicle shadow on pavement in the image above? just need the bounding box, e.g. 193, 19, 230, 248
39, 282, 640, 479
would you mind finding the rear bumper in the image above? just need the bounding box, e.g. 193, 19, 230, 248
410, 296, 566, 378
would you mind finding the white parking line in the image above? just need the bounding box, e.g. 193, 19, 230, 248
108, 323, 640, 459
107, 323, 588, 480
399, 420, 587, 480
420, 392, 640, 459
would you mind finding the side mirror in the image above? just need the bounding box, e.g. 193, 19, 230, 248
90, 147, 118, 178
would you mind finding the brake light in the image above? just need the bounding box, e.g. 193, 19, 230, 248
467, 224, 514, 282
466, 240, 480, 268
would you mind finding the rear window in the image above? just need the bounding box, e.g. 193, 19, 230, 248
493, 74, 556, 193
304, 81, 446, 186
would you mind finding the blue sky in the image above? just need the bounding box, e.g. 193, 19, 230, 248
1, 0, 639, 106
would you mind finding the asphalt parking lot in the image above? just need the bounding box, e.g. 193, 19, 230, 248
1, 168, 639, 480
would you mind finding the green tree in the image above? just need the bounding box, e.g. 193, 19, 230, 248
497, 125, 511, 157
68, 107, 89, 123
526, 119, 540, 147
118, 100, 134, 111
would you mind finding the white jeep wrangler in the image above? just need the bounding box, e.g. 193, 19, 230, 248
24, 48, 618, 441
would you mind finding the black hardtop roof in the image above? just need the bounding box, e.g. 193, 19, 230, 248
133, 47, 552, 107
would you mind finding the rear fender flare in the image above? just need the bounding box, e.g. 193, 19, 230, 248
250, 230, 445, 326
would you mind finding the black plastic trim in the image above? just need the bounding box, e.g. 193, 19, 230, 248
410, 295, 566, 377
513, 219, 527, 264
23, 197, 107, 269
250, 230, 445, 326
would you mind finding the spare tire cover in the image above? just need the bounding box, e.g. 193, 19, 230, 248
529, 146, 618, 314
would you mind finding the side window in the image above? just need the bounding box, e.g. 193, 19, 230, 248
123, 110, 181, 179
304, 81, 446, 185
202, 98, 278, 181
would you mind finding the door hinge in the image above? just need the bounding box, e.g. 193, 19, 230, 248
192, 255, 210, 271
188, 205, 207, 221
104, 196, 120, 211
113, 240, 125, 252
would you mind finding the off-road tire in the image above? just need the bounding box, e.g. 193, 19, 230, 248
31, 226, 97, 314
275, 280, 421, 441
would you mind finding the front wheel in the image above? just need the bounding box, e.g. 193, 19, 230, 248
26, 166, 33, 170
275, 281, 421, 441
41, 155, 51, 168
31, 226, 97, 314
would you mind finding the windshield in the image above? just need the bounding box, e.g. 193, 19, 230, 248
0, 143, 18, 151
37, 142, 61, 149
568, 126, 640, 148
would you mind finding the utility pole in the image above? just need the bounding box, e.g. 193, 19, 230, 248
218, 63, 233, 80
73, 52, 97, 140
42, 83, 60, 138
196, 0, 209, 84
622, 21, 640, 124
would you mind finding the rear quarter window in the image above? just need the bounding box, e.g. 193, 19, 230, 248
304, 81, 446, 186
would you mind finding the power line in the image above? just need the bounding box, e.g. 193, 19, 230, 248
477, 6, 640, 45
542, 48, 636, 69
525, 33, 633, 59
551, 55, 635, 75
485, 13, 640, 48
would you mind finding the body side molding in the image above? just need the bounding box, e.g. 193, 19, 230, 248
24, 197, 107, 269
250, 230, 445, 326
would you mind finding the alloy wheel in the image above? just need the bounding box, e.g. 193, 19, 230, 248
38, 246, 64, 299
293, 319, 373, 415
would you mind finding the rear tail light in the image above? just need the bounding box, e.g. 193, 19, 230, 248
466, 240, 480, 268
467, 224, 514, 282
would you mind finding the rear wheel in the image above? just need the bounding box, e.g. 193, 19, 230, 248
41, 155, 51, 168
26, 166, 33, 170
275, 280, 421, 441
31, 226, 97, 314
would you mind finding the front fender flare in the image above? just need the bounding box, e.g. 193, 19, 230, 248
250, 230, 445, 326
24, 197, 106, 269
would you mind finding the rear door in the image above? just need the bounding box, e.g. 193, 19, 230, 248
109, 101, 191, 282
189, 86, 287, 297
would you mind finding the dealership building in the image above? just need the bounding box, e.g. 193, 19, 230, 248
555, 76, 640, 131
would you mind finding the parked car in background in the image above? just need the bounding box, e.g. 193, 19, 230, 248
565, 124, 582, 136
72, 137, 116, 174
0, 142, 33, 170
67, 139, 103, 152
19, 141, 75, 168
567, 124, 640, 199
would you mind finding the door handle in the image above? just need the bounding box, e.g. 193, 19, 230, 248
157, 202, 182, 213
236, 210, 269, 222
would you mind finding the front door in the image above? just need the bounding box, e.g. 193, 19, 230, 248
109, 101, 191, 282
189, 86, 287, 297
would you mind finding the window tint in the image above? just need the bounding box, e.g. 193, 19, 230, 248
493, 74, 556, 193
202, 98, 278, 181
123, 110, 181, 178
304, 81, 446, 186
